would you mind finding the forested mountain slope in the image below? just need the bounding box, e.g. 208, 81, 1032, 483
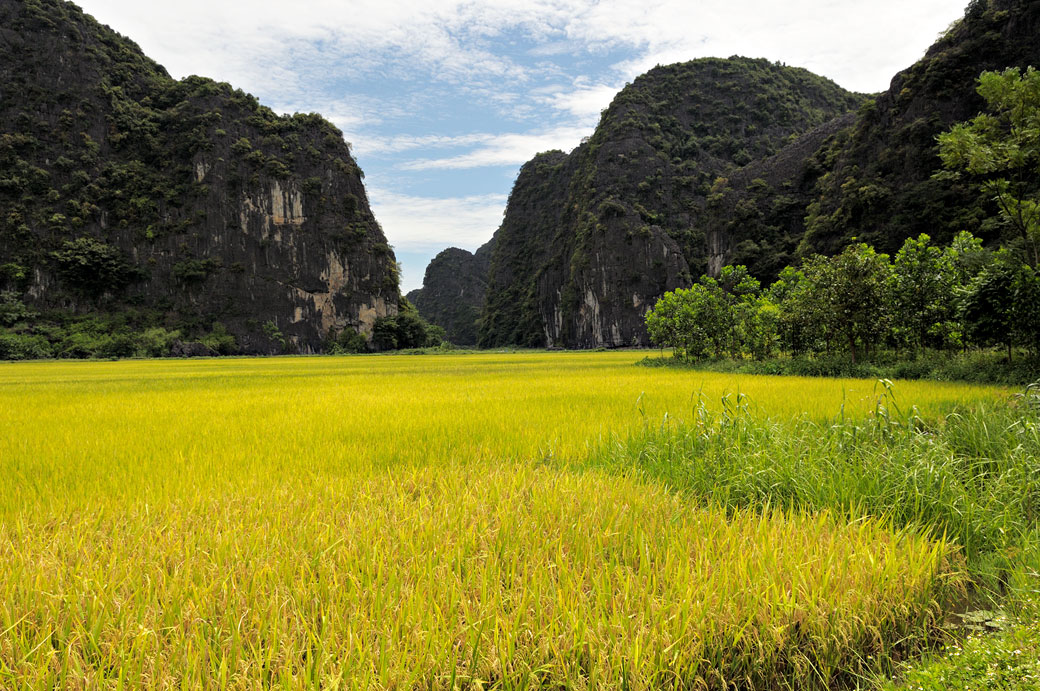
423, 58, 867, 348
713, 0, 1040, 269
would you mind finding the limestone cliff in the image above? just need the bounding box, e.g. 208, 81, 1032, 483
0, 0, 398, 354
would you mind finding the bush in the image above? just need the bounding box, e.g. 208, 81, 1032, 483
327, 328, 369, 354
136, 327, 181, 357
200, 322, 237, 355
0, 332, 53, 359
372, 299, 443, 351
51, 237, 144, 298
0, 291, 35, 326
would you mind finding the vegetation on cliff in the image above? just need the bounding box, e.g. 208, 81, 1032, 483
644, 65, 1040, 383
406, 244, 493, 346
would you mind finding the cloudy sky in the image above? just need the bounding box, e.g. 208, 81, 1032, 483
74, 0, 968, 291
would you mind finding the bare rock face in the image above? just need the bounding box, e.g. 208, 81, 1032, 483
0, 0, 399, 353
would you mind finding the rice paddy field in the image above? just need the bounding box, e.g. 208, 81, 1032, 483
0, 351, 1035, 689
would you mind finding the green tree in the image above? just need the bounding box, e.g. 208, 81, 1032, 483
734, 296, 780, 360
801, 245, 893, 363
0, 291, 35, 327
645, 286, 711, 360
646, 266, 777, 360
960, 253, 1019, 359
945, 230, 991, 287
371, 298, 444, 351
938, 67, 1040, 267
770, 266, 825, 355
891, 234, 955, 352
696, 277, 737, 358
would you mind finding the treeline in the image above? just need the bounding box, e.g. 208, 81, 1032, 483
645, 232, 1040, 364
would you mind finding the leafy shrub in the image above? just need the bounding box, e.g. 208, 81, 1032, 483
0, 332, 53, 359
0, 291, 35, 326
200, 322, 237, 355
372, 299, 443, 351
136, 327, 181, 357
327, 328, 369, 354
51, 237, 144, 298
172, 258, 221, 284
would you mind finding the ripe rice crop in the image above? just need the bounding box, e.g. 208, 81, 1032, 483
0, 352, 999, 688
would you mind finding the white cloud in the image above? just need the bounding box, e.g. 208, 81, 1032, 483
544, 81, 623, 122
78, 0, 968, 113
400, 125, 592, 170
369, 189, 508, 251
353, 133, 500, 157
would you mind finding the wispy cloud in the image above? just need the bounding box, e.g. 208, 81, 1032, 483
543, 80, 623, 122
399, 126, 592, 170
81, 0, 967, 115
369, 189, 508, 251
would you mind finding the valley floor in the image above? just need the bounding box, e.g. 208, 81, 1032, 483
0, 352, 1035, 689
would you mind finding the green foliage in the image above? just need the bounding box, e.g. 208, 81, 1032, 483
0, 307, 208, 360
960, 251, 1040, 357
892, 234, 957, 351
260, 320, 287, 353
50, 237, 143, 298
0, 331, 53, 359
136, 327, 182, 357
0, 263, 28, 290
172, 258, 221, 284
804, 244, 892, 363
200, 322, 237, 355
885, 620, 1040, 690
326, 328, 369, 354
595, 384, 1040, 587
939, 67, 1040, 266
372, 299, 445, 351
648, 230, 1038, 371
646, 266, 778, 360
641, 349, 1040, 386
0, 291, 35, 326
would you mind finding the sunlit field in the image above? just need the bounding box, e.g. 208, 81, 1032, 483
0, 352, 1012, 688
0, 352, 1001, 511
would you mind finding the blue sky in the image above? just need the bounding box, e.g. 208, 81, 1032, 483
74, 0, 969, 292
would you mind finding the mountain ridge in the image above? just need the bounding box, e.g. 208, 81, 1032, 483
0, 0, 400, 355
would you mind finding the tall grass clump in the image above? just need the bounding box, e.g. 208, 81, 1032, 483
591, 381, 1040, 589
